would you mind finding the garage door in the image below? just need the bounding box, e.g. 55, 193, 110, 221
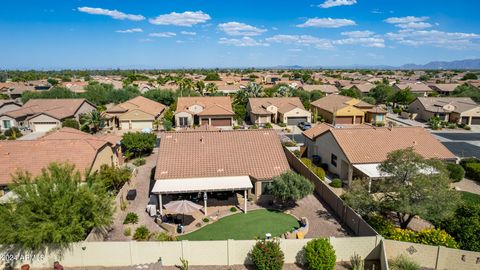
130, 120, 152, 130
471, 117, 480, 125
334, 116, 353, 125
211, 118, 232, 126
287, 117, 307, 125
355, 116, 363, 124
32, 122, 58, 132
201, 119, 209, 126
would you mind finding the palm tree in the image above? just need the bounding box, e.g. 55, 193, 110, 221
245, 82, 264, 97
205, 82, 218, 95
80, 110, 105, 133
277, 85, 293, 97
195, 81, 206, 96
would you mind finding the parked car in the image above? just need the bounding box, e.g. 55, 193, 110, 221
297, 122, 311, 131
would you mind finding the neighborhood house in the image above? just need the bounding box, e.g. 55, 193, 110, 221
174, 96, 235, 127
408, 97, 480, 125
104, 96, 166, 130
303, 124, 456, 185
247, 97, 311, 126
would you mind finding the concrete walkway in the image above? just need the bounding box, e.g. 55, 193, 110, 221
453, 178, 480, 195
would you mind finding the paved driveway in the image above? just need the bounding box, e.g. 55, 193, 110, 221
435, 132, 480, 141
441, 142, 480, 159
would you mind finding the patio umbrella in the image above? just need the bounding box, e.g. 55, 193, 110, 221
163, 200, 203, 225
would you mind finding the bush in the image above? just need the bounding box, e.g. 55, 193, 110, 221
283, 140, 297, 147
392, 108, 402, 114
163, 119, 173, 131
350, 253, 364, 270
4, 127, 22, 139
233, 125, 241, 130
133, 158, 146, 167
415, 228, 459, 248
230, 207, 237, 212
464, 162, 480, 181
122, 132, 157, 158
250, 240, 284, 270
329, 179, 342, 188
123, 227, 131, 236
463, 125, 471, 130
133, 225, 151, 241
389, 255, 420, 270
123, 212, 139, 224
264, 123, 273, 129
278, 122, 286, 127
460, 157, 479, 167
446, 163, 465, 182
270, 171, 314, 204
202, 218, 210, 222
447, 123, 457, 129
293, 150, 301, 157
154, 232, 177, 241
300, 158, 325, 180
249, 124, 259, 129
304, 238, 336, 270
62, 118, 80, 129
88, 165, 132, 193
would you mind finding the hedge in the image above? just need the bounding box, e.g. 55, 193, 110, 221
300, 158, 326, 180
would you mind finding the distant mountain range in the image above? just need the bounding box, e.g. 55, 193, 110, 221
272, 59, 480, 70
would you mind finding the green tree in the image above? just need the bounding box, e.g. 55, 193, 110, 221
121, 132, 157, 157
244, 82, 264, 97
344, 148, 459, 229
369, 84, 395, 104
205, 82, 218, 95
21, 87, 77, 103
304, 238, 336, 270
391, 88, 415, 107
452, 84, 480, 102
436, 204, 480, 251
269, 171, 314, 205
461, 72, 478, 80
427, 116, 441, 130
340, 88, 361, 99
47, 78, 59, 86
143, 89, 176, 106
195, 80, 206, 96
361, 96, 376, 105
62, 118, 80, 129
204, 72, 221, 81
80, 110, 105, 133
87, 164, 132, 193
0, 163, 114, 251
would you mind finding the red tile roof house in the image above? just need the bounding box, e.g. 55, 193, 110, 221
408, 97, 480, 125
0, 100, 21, 131
103, 96, 166, 130
247, 97, 312, 126
0, 127, 118, 197
0, 98, 96, 133
174, 96, 235, 128
303, 123, 456, 186
151, 129, 290, 215
393, 82, 433, 96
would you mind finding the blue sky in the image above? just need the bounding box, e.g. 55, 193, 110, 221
1, 0, 479, 69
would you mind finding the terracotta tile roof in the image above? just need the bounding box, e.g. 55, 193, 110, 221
248, 97, 306, 115
301, 84, 339, 93
302, 123, 334, 140
3, 99, 93, 120
155, 129, 290, 181
105, 96, 166, 116
324, 126, 456, 164
351, 83, 375, 93
428, 84, 460, 92
0, 131, 111, 185
311, 95, 368, 113
175, 96, 234, 116
395, 83, 433, 92
415, 97, 479, 114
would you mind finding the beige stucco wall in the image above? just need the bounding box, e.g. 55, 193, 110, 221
250, 114, 271, 125
0, 115, 17, 130
28, 114, 61, 132
174, 111, 193, 127
89, 145, 116, 173
74, 101, 96, 120
312, 106, 334, 124
281, 108, 312, 123
119, 109, 155, 121
305, 132, 350, 180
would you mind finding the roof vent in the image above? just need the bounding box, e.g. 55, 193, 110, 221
217, 168, 224, 172
413, 141, 417, 145
165, 135, 173, 139
160, 171, 168, 175
200, 137, 205, 143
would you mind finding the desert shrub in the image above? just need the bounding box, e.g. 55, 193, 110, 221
250, 240, 284, 270
389, 254, 420, 270
4, 127, 22, 139
447, 123, 457, 129
133, 158, 146, 167
62, 118, 80, 129
230, 207, 237, 212
463, 125, 471, 130
293, 150, 301, 157
123, 212, 139, 224
264, 123, 273, 129
121, 132, 157, 157
133, 225, 151, 241
464, 162, 480, 181
283, 140, 297, 147
154, 232, 176, 241
278, 122, 286, 127
446, 163, 465, 182
202, 218, 210, 222
350, 253, 364, 270
163, 119, 173, 131
304, 238, 336, 270
123, 227, 131, 236
233, 125, 240, 130
249, 124, 258, 129
0, 134, 6, 140
300, 158, 325, 180
329, 179, 342, 188
392, 108, 402, 114
415, 228, 459, 248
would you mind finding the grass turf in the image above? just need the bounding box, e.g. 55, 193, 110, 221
177, 209, 300, 241
460, 191, 480, 206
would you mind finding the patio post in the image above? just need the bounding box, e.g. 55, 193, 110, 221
203, 192, 208, 216
244, 189, 248, 213
158, 193, 163, 215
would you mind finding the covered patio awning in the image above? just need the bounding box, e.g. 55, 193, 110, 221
152, 175, 253, 194
353, 163, 385, 179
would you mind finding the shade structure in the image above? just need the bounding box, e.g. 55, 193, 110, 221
152, 175, 253, 194
163, 200, 203, 214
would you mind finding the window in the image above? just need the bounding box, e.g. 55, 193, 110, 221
2, 120, 11, 129
331, 153, 337, 167
179, 117, 188, 127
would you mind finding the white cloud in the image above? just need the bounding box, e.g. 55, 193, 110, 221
149, 11, 211, 26
266, 35, 334, 49
386, 29, 480, 49
288, 48, 303, 52
218, 22, 267, 36
77, 7, 145, 21
341, 30, 375, 38
297, 18, 356, 28
384, 16, 429, 24
180, 31, 197, 36
396, 22, 432, 29
149, 32, 177, 38
116, 28, 143, 33
319, 0, 357, 8
218, 37, 269, 47
334, 37, 385, 48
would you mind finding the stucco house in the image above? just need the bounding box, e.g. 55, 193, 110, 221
0, 127, 118, 196
408, 97, 480, 125
428, 84, 460, 96
174, 96, 235, 127
104, 96, 166, 130
310, 95, 386, 125
394, 82, 433, 96
247, 97, 312, 126
300, 84, 339, 96
349, 83, 375, 95
0, 100, 21, 131
0, 98, 96, 132
303, 124, 456, 186
152, 129, 290, 214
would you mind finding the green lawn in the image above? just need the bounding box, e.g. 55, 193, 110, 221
177, 209, 300, 241
460, 191, 480, 206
